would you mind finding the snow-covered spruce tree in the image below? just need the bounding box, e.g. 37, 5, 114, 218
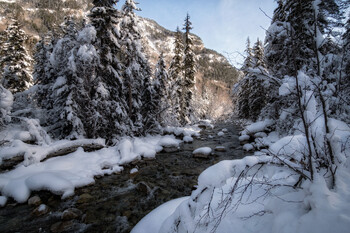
168, 27, 184, 126
241, 37, 253, 73
181, 13, 196, 126
154, 53, 170, 126
235, 39, 275, 121
120, 0, 156, 135
33, 34, 57, 111
89, 0, 130, 139
41, 17, 86, 139
0, 20, 33, 93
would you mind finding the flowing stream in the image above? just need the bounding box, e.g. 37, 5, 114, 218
0, 122, 245, 233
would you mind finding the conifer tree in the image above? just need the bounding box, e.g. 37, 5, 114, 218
154, 53, 170, 126
241, 37, 253, 73
252, 38, 267, 70
168, 27, 184, 126
236, 38, 271, 120
89, 0, 129, 138
120, 0, 155, 135
181, 13, 196, 125
0, 20, 32, 93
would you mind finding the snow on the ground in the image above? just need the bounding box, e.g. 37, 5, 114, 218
141, 155, 350, 233
131, 197, 189, 233
193, 147, 212, 156
0, 134, 182, 203
0, 138, 106, 165
135, 117, 350, 233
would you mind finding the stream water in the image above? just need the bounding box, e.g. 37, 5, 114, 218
0, 123, 245, 233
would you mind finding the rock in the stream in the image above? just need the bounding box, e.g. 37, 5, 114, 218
193, 147, 212, 159
215, 146, 227, 152
130, 167, 139, 175
62, 208, 82, 220
163, 145, 179, 153
77, 193, 94, 204
136, 182, 149, 195
32, 204, 49, 216
28, 195, 42, 206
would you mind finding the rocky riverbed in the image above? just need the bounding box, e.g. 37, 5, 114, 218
0, 123, 246, 233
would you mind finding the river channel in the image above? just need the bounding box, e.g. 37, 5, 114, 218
0, 122, 245, 233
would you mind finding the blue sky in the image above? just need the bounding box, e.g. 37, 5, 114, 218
132, 0, 277, 66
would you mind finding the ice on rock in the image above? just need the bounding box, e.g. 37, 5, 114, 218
183, 136, 193, 143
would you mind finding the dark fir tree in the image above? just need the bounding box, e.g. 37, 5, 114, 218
154, 53, 170, 126
168, 27, 184, 126
120, 0, 156, 135
241, 37, 253, 73
0, 20, 32, 93
181, 13, 196, 125
89, 0, 130, 138
235, 38, 272, 120
252, 38, 267, 70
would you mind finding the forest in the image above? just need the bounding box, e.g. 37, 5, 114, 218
0, 0, 350, 233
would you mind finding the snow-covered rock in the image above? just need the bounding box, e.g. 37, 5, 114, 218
193, 147, 212, 159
